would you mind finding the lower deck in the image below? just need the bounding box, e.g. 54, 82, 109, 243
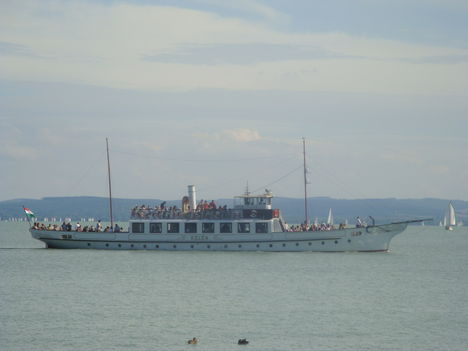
30, 223, 407, 252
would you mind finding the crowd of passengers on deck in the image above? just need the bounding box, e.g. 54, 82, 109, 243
32, 221, 125, 233
287, 217, 368, 232
131, 200, 229, 219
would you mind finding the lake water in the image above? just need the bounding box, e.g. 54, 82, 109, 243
0, 222, 467, 351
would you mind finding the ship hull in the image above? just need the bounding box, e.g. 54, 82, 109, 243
30, 222, 408, 252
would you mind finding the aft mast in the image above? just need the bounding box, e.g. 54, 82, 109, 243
106, 138, 114, 229
302, 137, 309, 226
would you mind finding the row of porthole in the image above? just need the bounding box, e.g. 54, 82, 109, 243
87, 239, 350, 248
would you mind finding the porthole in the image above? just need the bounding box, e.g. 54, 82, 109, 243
348, 239, 351, 243
321, 241, 325, 245
173, 245, 177, 249
87, 243, 91, 246
190, 245, 194, 249
269, 244, 273, 248
143, 245, 147, 248
256, 244, 260, 248
334, 240, 338, 244
308, 242, 312, 246
105, 243, 109, 247
156, 245, 159, 248
238, 244, 242, 248
224, 244, 228, 249
207, 245, 210, 249
131, 244, 134, 248
282, 243, 286, 247
296, 243, 299, 246
118, 244, 122, 247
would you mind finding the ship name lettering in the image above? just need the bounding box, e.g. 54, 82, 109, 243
191, 235, 208, 240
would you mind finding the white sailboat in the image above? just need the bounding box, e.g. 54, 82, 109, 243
327, 208, 334, 226
444, 202, 456, 231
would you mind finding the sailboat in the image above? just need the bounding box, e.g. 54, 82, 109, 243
327, 208, 334, 226
444, 202, 456, 231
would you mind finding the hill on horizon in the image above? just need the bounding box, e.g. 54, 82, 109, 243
1, 196, 467, 225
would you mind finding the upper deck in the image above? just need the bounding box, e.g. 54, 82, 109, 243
130, 190, 279, 221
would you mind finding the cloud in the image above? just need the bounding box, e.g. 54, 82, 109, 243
194, 128, 261, 143
0, 1, 467, 96
0, 41, 37, 57
223, 128, 261, 142
143, 43, 351, 65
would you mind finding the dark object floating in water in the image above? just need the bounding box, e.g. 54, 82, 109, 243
238, 339, 249, 345
188, 337, 198, 344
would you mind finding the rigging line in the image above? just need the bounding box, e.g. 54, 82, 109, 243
67, 151, 107, 193
251, 165, 303, 194
112, 149, 292, 163
305, 154, 379, 216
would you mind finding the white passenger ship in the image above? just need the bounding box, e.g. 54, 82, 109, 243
29, 138, 426, 252
29, 186, 421, 252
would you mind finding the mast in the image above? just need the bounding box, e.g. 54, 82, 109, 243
302, 137, 309, 226
106, 138, 114, 229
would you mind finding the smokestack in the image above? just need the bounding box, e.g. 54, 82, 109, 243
188, 185, 196, 211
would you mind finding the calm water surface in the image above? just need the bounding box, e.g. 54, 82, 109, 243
0, 222, 467, 351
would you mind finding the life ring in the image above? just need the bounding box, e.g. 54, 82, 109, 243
250, 210, 257, 218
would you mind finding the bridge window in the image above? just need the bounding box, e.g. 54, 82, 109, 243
202, 223, 215, 233
132, 222, 144, 233
220, 222, 232, 233
185, 223, 197, 233
150, 222, 162, 233
256, 223, 268, 233
238, 223, 250, 233
167, 223, 179, 233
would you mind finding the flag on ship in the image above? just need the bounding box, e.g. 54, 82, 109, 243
23, 207, 36, 219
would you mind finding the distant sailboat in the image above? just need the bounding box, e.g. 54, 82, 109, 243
327, 208, 334, 226
444, 202, 456, 231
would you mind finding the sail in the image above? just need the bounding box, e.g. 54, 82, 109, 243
327, 208, 333, 225
443, 215, 447, 227
448, 202, 456, 226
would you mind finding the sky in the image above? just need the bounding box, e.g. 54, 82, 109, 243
1, 0, 467, 202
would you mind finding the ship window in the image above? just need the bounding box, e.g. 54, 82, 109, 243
256, 223, 268, 233
238, 223, 250, 233
150, 222, 162, 233
202, 223, 215, 233
185, 223, 197, 233
220, 222, 232, 233
167, 223, 180, 233
132, 222, 145, 233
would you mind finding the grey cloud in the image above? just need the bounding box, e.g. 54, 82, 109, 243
400, 54, 468, 64
0, 41, 37, 57
143, 43, 355, 65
